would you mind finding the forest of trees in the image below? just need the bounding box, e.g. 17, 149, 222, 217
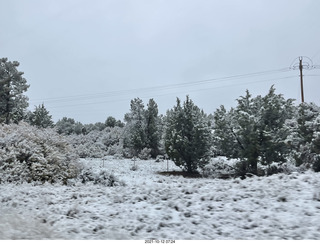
1, 58, 320, 184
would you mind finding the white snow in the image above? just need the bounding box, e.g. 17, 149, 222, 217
1, 157, 320, 240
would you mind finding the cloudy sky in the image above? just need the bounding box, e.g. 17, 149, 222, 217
1, 0, 320, 124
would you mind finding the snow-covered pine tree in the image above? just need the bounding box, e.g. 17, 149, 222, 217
258, 86, 295, 165
145, 98, 161, 158
165, 96, 212, 174
0, 58, 30, 124
235, 90, 261, 174
297, 103, 320, 144
213, 86, 295, 175
285, 102, 320, 170
124, 98, 147, 157
212, 105, 239, 158
28, 103, 54, 128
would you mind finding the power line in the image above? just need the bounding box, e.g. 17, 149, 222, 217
46, 75, 299, 123
30, 67, 292, 105
305, 74, 320, 77
45, 74, 298, 110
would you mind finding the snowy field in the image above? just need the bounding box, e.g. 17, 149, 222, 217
1, 157, 320, 240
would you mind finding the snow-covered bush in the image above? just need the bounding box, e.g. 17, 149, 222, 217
78, 167, 125, 186
75, 142, 105, 158
138, 147, 151, 160
155, 155, 165, 162
0, 122, 80, 184
202, 157, 237, 178
68, 131, 106, 158
202, 157, 298, 179
107, 143, 123, 156
67, 126, 124, 158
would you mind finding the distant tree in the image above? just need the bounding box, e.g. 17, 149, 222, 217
74, 121, 84, 135
81, 126, 87, 135
157, 114, 167, 154
0, 58, 30, 124
55, 117, 77, 135
145, 99, 161, 158
165, 96, 212, 173
94, 122, 106, 131
83, 123, 95, 133
105, 116, 124, 128
106, 116, 117, 127
115, 120, 125, 128
124, 98, 147, 156
28, 104, 54, 128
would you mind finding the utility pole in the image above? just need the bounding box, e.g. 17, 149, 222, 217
290, 56, 319, 103
299, 57, 304, 103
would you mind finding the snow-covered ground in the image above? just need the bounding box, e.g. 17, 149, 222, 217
1, 157, 320, 240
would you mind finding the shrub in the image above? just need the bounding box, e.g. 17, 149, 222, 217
78, 167, 124, 186
138, 147, 151, 160
0, 122, 80, 184
202, 157, 237, 178
233, 161, 265, 178
66, 126, 124, 158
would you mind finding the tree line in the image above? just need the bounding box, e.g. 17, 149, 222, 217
1, 57, 320, 176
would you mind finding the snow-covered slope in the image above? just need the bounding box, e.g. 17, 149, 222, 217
1, 157, 320, 240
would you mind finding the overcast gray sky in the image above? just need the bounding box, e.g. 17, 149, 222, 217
1, 0, 320, 124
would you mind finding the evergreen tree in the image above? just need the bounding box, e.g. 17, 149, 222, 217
165, 96, 212, 173
106, 116, 117, 127
94, 122, 106, 131
105, 116, 124, 128
29, 104, 54, 128
213, 86, 294, 175
212, 105, 239, 158
285, 102, 320, 170
297, 103, 319, 143
258, 86, 295, 165
0, 58, 29, 124
145, 99, 161, 158
74, 121, 85, 135
234, 90, 261, 174
55, 117, 77, 135
124, 98, 147, 156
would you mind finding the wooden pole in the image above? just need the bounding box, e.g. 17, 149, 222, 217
299, 57, 305, 103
